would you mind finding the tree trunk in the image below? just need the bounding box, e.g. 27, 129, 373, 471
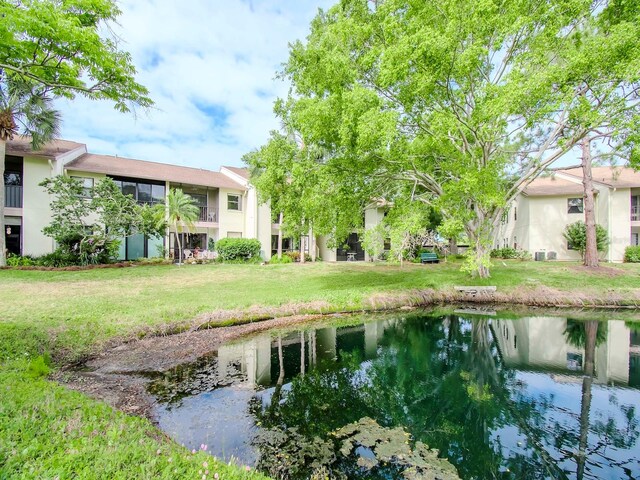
310, 231, 317, 262
175, 227, 183, 265
448, 237, 458, 255
300, 235, 306, 263
576, 321, 598, 480
581, 137, 599, 268
0, 139, 6, 266
277, 212, 283, 259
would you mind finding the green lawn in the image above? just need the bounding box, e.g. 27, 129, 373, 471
1, 260, 639, 479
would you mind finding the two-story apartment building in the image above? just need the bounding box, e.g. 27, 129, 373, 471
494, 166, 640, 262
3, 137, 273, 261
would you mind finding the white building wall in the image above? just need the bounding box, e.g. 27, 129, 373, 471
217, 188, 247, 238
22, 157, 55, 256
608, 188, 631, 262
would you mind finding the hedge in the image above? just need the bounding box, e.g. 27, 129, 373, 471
624, 245, 640, 263
215, 238, 262, 261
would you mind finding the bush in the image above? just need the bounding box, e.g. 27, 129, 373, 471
563, 221, 608, 258
6, 254, 36, 267
283, 251, 312, 262
490, 247, 531, 260
215, 238, 262, 261
624, 245, 640, 263
35, 249, 78, 267
269, 255, 293, 264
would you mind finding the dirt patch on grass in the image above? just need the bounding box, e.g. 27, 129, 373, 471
567, 265, 628, 277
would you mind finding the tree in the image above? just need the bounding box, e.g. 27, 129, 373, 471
160, 188, 199, 265
0, 0, 153, 265
1, 78, 60, 265
40, 176, 163, 264
563, 221, 609, 260
257, 0, 639, 277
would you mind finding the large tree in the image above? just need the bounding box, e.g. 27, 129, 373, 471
0, 0, 153, 265
254, 0, 639, 277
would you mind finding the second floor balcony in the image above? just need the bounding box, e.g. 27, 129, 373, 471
198, 206, 218, 223
633, 205, 639, 222
5, 185, 22, 208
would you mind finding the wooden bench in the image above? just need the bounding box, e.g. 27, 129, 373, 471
420, 252, 439, 264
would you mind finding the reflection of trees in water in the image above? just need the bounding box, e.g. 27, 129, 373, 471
562, 320, 639, 480
252, 316, 558, 479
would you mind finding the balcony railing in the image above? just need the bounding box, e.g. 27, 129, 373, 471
632, 205, 639, 222
198, 206, 218, 223
5, 185, 22, 208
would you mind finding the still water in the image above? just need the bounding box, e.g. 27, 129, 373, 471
148, 311, 640, 479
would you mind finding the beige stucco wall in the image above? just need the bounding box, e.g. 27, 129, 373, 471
318, 235, 337, 262
217, 187, 246, 238
607, 188, 631, 262
363, 207, 385, 261
21, 157, 55, 256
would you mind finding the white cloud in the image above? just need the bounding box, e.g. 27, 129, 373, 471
56, 0, 334, 171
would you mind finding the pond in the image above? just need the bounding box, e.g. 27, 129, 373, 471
147, 310, 640, 479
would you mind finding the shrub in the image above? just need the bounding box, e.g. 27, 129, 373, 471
624, 245, 640, 263
563, 221, 608, 258
490, 247, 532, 261
6, 254, 36, 267
283, 251, 312, 262
215, 238, 261, 261
269, 255, 293, 264
35, 249, 78, 267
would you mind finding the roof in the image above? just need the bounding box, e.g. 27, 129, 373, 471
66, 153, 246, 190
523, 175, 585, 196
6, 137, 86, 159
223, 166, 249, 179
559, 166, 640, 188
524, 165, 640, 196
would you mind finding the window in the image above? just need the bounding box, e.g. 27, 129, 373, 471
568, 198, 583, 214
513, 236, 517, 249
72, 176, 94, 198
227, 231, 242, 238
227, 194, 241, 211
514, 207, 517, 221
137, 183, 152, 203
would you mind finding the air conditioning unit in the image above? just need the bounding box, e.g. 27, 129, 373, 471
547, 251, 557, 260
534, 251, 546, 261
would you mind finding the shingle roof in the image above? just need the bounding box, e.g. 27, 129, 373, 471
66, 153, 246, 190
523, 176, 585, 196
6, 137, 86, 159
223, 166, 249, 179
559, 166, 640, 188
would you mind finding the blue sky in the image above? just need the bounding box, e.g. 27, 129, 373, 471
56, 0, 334, 171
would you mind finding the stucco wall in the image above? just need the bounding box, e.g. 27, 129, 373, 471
217, 188, 246, 238
22, 157, 55, 256
608, 188, 631, 262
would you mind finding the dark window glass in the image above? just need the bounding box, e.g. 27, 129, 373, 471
152, 184, 165, 204
138, 183, 152, 203
227, 194, 241, 211
122, 181, 137, 199
113, 179, 122, 190
4, 172, 21, 186
190, 193, 207, 207
568, 198, 583, 214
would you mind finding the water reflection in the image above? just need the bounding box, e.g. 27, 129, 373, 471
149, 313, 640, 479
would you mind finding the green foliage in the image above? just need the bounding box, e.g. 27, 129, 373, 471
0, 0, 152, 111
247, 0, 640, 278
490, 248, 531, 261
215, 238, 262, 261
157, 188, 199, 264
563, 221, 609, 258
6, 254, 36, 267
269, 255, 293, 264
207, 238, 216, 250
40, 176, 163, 265
624, 245, 640, 263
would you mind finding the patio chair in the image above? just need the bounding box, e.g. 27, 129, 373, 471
183, 249, 193, 260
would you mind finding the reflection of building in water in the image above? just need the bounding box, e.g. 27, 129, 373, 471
491, 317, 638, 385
216, 320, 393, 388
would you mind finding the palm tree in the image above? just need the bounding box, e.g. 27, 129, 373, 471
159, 188, 199, 265
0, 75, 61, 266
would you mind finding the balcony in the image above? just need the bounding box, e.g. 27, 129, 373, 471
632, 206, 639, 222
5, 185, 22, 208
198, 206, 218, 223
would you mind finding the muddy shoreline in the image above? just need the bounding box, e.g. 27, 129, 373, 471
55, 286, 640, 422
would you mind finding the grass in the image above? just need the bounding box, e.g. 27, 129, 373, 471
1, 259, 639, 479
